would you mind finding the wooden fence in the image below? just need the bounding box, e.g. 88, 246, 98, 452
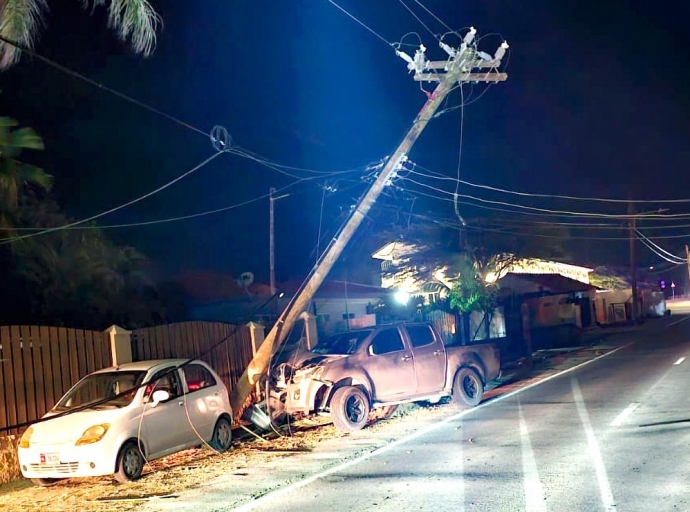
0, 326, 111, 435
130, 321, 253, 398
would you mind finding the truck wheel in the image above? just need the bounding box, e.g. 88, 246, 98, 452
452, 367, 484, 407
330, 386, 370, 432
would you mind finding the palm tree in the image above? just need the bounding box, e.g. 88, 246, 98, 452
0, 117, 52, 233
0, 0, 161, 69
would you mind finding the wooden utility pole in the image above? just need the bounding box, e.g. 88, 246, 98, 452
269, 187, 276, 295
628, 202, 638, 323
231, 29, 509, 416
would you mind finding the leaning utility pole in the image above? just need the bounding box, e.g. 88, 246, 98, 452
231, 28, 509, 415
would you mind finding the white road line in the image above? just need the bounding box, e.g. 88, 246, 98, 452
518, 399, 547, 512
674, 357, 685, 365
571, 378, 616, 512
609, 402, 641, 427
229, 346, 628, 512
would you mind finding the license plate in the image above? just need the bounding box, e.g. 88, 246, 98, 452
39, 453, 59, 464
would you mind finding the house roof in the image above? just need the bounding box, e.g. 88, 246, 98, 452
498, 272, 598, 297
279, 279, 390, 298
174, 271, 273, 303
175, 272, 388, 304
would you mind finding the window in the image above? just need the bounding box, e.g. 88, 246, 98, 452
144, 367, 182, 402
182, 364, 217, 392
407, 325, 436, 348
370, 329, 405, 355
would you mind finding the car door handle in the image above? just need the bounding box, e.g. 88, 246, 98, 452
401, 355, 412, 362
178, 401, 184, 406
433, 350, 444, 356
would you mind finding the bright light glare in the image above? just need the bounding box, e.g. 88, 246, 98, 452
394, 290, 411, 305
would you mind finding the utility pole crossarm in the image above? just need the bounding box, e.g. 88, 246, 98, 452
414, 72, 508, 83
230, 27, 510, 417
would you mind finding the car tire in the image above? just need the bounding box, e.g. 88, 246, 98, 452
114, 441, 145, 483
31, 478, 63, 487
210, 416, 233, 452
452, 367, 484, 407
330, 386, 370, 432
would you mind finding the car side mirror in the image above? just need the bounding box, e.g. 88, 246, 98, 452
150, 390, 171, 408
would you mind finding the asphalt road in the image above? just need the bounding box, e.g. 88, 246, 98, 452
230, 319, 690, 512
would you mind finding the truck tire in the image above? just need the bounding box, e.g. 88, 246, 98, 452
452, 367, 484, 407
330, 386, 370, 432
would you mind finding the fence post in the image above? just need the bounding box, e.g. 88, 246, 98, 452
300, 311, 319, 350
247, 322, 265, 396
108, 325, 132, 366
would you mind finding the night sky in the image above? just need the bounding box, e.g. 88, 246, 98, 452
3, 0, 690, 285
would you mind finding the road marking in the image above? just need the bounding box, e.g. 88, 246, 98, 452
674, 357, 685, 365
518, 399, 547, 512
609, 402, 641, 427
571, 378, 616, 511
229, 346, 629, 512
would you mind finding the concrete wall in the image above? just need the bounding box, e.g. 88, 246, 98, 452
0, 435, 21, 485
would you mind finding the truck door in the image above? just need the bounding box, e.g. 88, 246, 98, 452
406, 324, 447, 394
365, 327, 416, 401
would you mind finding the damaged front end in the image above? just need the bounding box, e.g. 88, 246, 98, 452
272, 357, 335, 415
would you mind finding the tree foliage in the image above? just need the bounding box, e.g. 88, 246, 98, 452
0, 0, 161, 69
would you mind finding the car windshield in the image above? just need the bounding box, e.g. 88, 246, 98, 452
52, 371, 147, 412
311, 330, 372, 355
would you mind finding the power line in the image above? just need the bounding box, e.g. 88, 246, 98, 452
0, 150, 230, 244
396, 0, 437, 39
7, 168, 368, 231
408, 161, 690, 204
0, 35, 209, 139
635, 229, 686, 263
325, 0, 393, 47
399, 176, 690, 219
412, 0, 454, 32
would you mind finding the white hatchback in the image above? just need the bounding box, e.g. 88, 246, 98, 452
18, 358, 233, 486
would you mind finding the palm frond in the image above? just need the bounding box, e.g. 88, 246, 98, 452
0, 0, 48, 69
82, 0, 160, 56
10, 126, 44, 150
17, 162, 52, 191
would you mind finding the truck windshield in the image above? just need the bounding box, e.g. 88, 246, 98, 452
311, 330, 372, 355
52, 371, 146, 411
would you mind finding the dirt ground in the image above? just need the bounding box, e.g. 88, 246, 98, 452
0, 345, 615, 512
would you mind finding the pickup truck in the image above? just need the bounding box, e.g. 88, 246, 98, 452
271, 322, 500, 432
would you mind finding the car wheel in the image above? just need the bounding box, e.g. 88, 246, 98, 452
452, 367, 484, 407
31, 478, 63, 487
330, 386, 370, 432
210, 417, 233, 452
114, 441, 145, 483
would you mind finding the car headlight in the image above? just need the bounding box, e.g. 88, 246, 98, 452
19, 427, 34, 448
75, 424, 110, 446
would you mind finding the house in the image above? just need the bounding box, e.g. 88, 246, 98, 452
371, 240, 595, 298
174, 271, 391, 337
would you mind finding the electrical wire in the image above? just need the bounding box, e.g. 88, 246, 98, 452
325, 0, 394, 47
412, 0, 454, 32
0, 35, 209, 139
637, 235, 686, 265
4, 168, 368, 232
453, 83, 466, 227
407, 161, 690, 205
635, 229, 686, 263
399, 176, 690, 219
396, 0, 437, 39
0, 150, 228, 244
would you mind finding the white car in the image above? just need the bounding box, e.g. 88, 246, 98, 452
18, 359, 233, 486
